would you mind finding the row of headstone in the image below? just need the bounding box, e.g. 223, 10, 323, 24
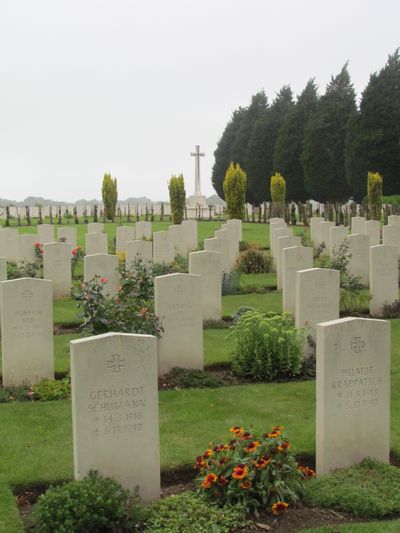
203, 218, 241, 273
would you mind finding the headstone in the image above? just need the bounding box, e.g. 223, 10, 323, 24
329, 226, 348, 257
154, 273, 203, 375
276, 235, 301, 290
153, 231, 174, 264
215, 228, 238, 264
310, 217, 324, 247
388, 215, 400, 226
1, 278, 53, 387
204, 237, 231, 273
370, 245, 399, 315
18, 234, 36, 262
295, 268, 340, 335
86, 232, 108, 256
135, 221, 152, 240
70, 332, 160, 502
87, 222, 104, 233
282, 246, 313, 314
0, 257, 6, 330
351, 216, 366, 235
168, 224, 188, 257
58, 227, 77, 248
382, 225, 400, 255
227, 218, 243, 242
189, 251, 222, 320
320, 221, 335, 252
269, 220, 286, 256
346, 234, 370, 285
316, 317, 390, 475
182, 219, 198, 252
126, 240, 152, 266
43, 242, 73, 299
116, 226, 135, 253
272, 226, 291, 261
365, 220, 380, 247
37, 224, 54, 244
0, 228, 19, 262
84, 254, 120, 297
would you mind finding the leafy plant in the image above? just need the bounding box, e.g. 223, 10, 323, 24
368, 171, 383, 220
270, 172, 286, 217
340, 274, 370, 314
168, 174, 186, 224
382, 300, 400, 318
223, 162, 247, 220
102, 173, 118, 221
71, 246, 84, 279
160, 367, 224, 389
145, 491, 248, 532
34, 471, 145, 532
195, 425, 309, 512
228, 311, 304, 381
31, 378, 71, 401
0, 385, 32, 403
7, 260, 40, 280
236, 248, 272, 274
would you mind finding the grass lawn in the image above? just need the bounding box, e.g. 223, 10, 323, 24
301, 522, 400, 532
239, 272, 277, 291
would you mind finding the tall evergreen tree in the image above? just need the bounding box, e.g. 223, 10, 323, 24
211, 107, 247, 199
273, 79, 318, 201
302, 64, 356, 202
245, 86, 294, 205
346, 49, 400, 200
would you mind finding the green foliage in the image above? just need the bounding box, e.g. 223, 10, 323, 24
346, 49, 400, 200
161, 367, 224, 389
302, 64, 356, 201
0, 385, 31, 403
31, 378, 71, 401
274, 79, 319, 201
195, 425, 307, 512
145, 491, 249, 532
71, 246, 84, 279
230, 305, 255, 323
367, 171, 383, 220
223, 162, 247, 220
340, 274, 370, 314
168, 174, 186, 224
236, 248, 273, 274
305, 458, 400, 518
383, 195, 400, 206
7, 260, 40, 280
228, 311, 305, 381
245, 86, 294, 204
34, 471, 144, 532
101, 173, 118, 221
270, 172, 286, 202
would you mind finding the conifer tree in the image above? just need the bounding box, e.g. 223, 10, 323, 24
102, 173, 118, 221
223, 162, 247, 220
168, 174, 186, 224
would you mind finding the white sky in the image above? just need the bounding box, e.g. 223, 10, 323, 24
1, 0, 399, 202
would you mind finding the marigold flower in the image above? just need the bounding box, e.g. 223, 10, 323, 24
254, 457, 271, 469
272, 501, 289, 515
202, 449, 213, 459
100, 277, 108, 283
232, 465, 248, 479
220, 444, 229, 451
277, 441, 291, 453
218, 475, 229, 486
267, 430, 281, 439
246, 441, 260, 453
230, 426, 244, 438
240, 480, 252, 489
241, 431, 252, 440
299, 466, 316, 478
202, 473, 217, 489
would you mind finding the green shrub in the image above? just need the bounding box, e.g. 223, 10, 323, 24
31, 378, 71, 401
231, 306, 255, 324
168, 174, 186, 224
305, 459, 400, 518
228, 312, 304, 381
368, 171, 383, 220
223, 162, 247, 220
7, 260, 40, 279
34, 471, 145, 532
236, 249, 273, 274
0, 385, 31, 403
161, 367, 224, 389
195, 425, 308, 513
145, 491, 249, 532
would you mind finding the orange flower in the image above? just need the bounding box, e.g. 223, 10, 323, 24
220, 444, 229, 451
232, 464, 248, 479
272, 425, 284, 432
241, 431, 252, 440
254, 457, 271, 469
202, 473, 217, 489
218, 475, 229, 486
230, 426, 244, 438
194, 457, 207, 470
277, 441, 291, 453
240, 480, 252, 489
267, 430, 281, 439
202, 449, 213, 459
272, 501, 289, 515
299, 466, 316, 479
246, 441, 260, 453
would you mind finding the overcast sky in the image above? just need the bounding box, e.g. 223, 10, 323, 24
1, 0, 398, 202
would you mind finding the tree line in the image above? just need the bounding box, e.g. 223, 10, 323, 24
212, 50, 400, 204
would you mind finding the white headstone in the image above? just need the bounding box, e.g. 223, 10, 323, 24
365, 220, 380, 247
182, 219, 198, 252
276, 235, 301, 290
135, 221, 152, 240
189, 251, 222, 320
310, 217, 324, 247
316, 317, 390, 475
269, 220, 286, 256
282, 246, 313, 314
227, 218, 243, 242
382, 225, 400, 255
346, 234, 370, 285
71, 332, 160, 502
84, 254, 120, 297
320, 221, 335, 251
168, 225, 188, 257
295, 268, 340, 335
329, 226, 348, 257
87, 222, 104, 233
0, 257, 6, 331
388, 215, 400, 226
18, 234, 36, 263
37, 224, 54, 244
351, 216, 366, 235
155, 273, 203, 375
1, 278, 54, 387
153, 231, 174, 264
58, 227, 77, 248
369, 245, 399, 315
215, 228, 238, 265
272, 226, 291, 261
126, 240, 153, 266
116, 226, 135, 254
0, 228, 19, 262
86, 232, 108, 256
43, 242, 73, 299
204, 237, 231, 273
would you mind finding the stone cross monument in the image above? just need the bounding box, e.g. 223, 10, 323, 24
187, 144, 208, 208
